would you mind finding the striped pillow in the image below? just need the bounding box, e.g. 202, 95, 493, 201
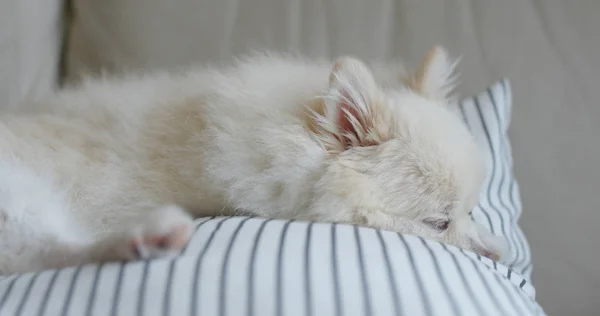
459, 79, 532, 278
0, 80, 541, 316
0, 217, 544, 316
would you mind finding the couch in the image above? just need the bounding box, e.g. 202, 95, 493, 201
1, 1, 599, 315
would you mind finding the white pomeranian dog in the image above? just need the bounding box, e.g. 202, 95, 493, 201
0, 46, 506, 274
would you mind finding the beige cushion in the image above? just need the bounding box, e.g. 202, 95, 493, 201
0, 0, 64, 107
65, 1, 600, 315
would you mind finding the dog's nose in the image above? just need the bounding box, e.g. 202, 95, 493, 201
479, 249, 500, 261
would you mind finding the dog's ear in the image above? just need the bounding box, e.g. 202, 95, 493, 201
409, 46, 459, 102
317, 57, 392, 150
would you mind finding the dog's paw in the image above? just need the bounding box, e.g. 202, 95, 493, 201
126, 205, 194, 260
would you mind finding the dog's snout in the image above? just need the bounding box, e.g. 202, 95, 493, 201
479, 249, 500, 261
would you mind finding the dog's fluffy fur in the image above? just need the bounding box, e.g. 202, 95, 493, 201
0, 46, 506, 274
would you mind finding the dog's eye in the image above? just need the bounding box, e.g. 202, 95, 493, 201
423, 218, 450, 231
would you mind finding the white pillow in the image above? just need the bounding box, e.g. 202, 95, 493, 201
459, 79, 532, 279
0, 216, 543, 316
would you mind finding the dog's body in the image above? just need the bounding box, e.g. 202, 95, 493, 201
0, 47, 506, 274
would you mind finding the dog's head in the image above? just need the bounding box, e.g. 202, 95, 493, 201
308, 46, 507, 260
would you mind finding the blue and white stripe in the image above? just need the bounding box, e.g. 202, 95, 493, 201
0, 216, 544, 316
459, 79, 532, 279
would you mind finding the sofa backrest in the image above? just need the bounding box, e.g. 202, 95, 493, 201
52, 1, 600, 315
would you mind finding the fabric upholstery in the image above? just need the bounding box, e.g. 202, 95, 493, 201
0, 217, 545, 316
62, 1, 600, 315
0, 0, 64, 107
